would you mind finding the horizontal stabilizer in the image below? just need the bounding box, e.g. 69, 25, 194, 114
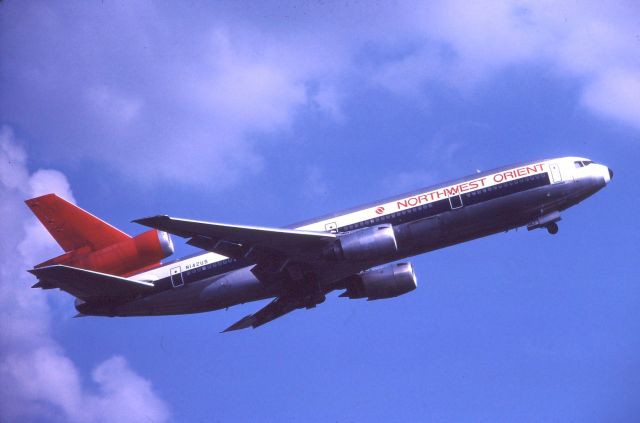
29, 265, 154, 302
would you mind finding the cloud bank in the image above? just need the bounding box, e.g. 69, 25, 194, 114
0, 126, 170, 423
0, 1, 637, 189
375, 0, 640, 128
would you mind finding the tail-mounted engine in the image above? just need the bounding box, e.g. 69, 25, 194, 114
36, 229, 174, 276
341, 262, 417, 300
324, 224, 398, 261
26, 193, 175, 277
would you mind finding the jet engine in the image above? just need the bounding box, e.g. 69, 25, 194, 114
36, 229, 174, 276
324, 224, 398, 261
341, 262, 417, 300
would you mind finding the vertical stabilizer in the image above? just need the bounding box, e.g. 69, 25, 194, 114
25, 194, 174, 276
25, 193, 131, 252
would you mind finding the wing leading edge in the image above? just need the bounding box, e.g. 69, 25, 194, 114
133, 215, 335, 257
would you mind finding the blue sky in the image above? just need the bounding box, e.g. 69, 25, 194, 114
1, 1, 639, 422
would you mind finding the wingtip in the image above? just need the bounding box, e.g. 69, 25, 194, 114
222, 324, 245, 333
28, 264, 60, 277
32, 280, 55, 289
132, 215, 169, 226
222, 315, 256, 333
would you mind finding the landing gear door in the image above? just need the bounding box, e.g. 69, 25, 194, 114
549, 162, 562, 183
170, 266, 184, 288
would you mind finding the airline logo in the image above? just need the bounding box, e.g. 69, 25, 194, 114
393, 162, 546, 211
301, 162, 548, 233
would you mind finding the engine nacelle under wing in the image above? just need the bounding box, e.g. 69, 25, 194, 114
324, 224, 397, 261
341, 262, 417, 300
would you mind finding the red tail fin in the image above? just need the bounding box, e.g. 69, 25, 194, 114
25, 194, 174, 276
25, 194, 130, 251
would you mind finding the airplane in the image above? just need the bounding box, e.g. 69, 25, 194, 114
27, 157, 613, 332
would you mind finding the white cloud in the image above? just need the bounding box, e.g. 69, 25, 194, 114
2, 350, 170, 423
85, 85, 143, 125
0, 1, 637, 193
198, 29, 307, 132
0, 3, 336, 188
371, 0, 640, 129
0, 126, 29, 190
90, 356, 170, 423
581, 68, 640, 128
0, 126, 170, 423
28, 168, 75, 200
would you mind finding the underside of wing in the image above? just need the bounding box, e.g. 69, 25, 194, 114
29, 265, 154, 302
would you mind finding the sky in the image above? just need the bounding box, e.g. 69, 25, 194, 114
1, 1, 639, 421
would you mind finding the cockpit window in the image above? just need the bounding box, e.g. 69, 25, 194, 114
575, 160, 593, 168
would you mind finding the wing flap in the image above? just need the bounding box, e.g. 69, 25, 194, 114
29, 265, 154, 302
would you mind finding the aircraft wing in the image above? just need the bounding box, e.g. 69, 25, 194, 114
29, 264, 154, 302
222, 295, 308, 332
133, 215, 335, 260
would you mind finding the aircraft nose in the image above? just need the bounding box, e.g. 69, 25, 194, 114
602, 166, 613, 184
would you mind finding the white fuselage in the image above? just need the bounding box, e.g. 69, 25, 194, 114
85, 156, 611, 317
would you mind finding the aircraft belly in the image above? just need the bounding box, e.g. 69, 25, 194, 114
395, 187, 561, 258
111, 268, 273, 316
200, 267, 273, 307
